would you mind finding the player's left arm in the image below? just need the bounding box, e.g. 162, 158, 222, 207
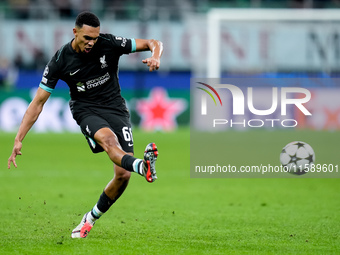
135, 39, 163, 72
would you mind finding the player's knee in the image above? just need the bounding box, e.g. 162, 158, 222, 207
96, 132, 120, 152
115, 170, 131, 182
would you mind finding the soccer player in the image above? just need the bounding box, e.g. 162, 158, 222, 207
7, 11, 163, 238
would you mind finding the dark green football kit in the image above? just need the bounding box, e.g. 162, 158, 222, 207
40, 34, 136, 153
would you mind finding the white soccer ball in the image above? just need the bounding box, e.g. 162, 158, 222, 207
280, 141, 315, 175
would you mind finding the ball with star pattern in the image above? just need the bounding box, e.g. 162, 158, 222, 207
280, 141, 315, 175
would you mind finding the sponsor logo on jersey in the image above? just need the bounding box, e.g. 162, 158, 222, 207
42, 77, 48, 84
43, 65, 49, 77
86, 72, 110, 89
76, 73, 110, 92
100, 55, 108, 68
115, 36, 127, 47
77, 82, 85, 92
121, 38, 127, 47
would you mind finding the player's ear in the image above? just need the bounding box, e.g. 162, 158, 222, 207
73, 27, 78, 37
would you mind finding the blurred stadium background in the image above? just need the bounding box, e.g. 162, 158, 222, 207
1, 0, 340, 133
1, 1, 339, 254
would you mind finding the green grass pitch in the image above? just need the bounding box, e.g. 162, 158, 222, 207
0, 128, 339, 254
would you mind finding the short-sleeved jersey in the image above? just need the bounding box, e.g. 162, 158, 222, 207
40, 33, 136, 121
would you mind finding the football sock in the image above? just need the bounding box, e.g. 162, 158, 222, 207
121, 154, 143, 175
87, 205, 100, 225
87, 191, 116, 225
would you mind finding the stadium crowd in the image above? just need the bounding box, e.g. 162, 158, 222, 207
2, 0, 340, 21
1, 0, 340, 88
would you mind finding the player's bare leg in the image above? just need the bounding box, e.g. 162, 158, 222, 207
71, 128, 158, 238
104, 158, 132, 200
94, 127, 158, 183
94, 127, 126, 165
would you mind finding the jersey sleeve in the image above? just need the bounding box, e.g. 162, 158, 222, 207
39, 51, 61, 93
103, 34, 136, 55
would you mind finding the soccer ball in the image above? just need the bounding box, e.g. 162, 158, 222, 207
280, 141, 315, 175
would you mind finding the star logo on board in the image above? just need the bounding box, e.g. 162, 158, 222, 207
135, 87, 187, 131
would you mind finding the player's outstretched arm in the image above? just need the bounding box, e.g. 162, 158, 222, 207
8, 87, 51, 169
135, 39, 163, 72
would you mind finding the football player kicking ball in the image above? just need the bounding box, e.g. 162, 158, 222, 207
7, 11, 163, 238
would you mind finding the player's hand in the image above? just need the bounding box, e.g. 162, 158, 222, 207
8, 141, 22, 169
142, 57, 160, 72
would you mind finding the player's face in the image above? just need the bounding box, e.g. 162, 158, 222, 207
73, 25, 100, 53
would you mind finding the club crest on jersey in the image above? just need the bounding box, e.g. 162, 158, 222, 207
100, 55, 108, 68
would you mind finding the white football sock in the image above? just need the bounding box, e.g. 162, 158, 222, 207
132, 159, 143, 175
86, 205, 103, 225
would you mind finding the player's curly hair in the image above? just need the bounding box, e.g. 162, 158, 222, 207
75, 11, 100, 28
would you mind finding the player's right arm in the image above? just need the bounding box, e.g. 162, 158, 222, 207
8, 87, 51, 169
